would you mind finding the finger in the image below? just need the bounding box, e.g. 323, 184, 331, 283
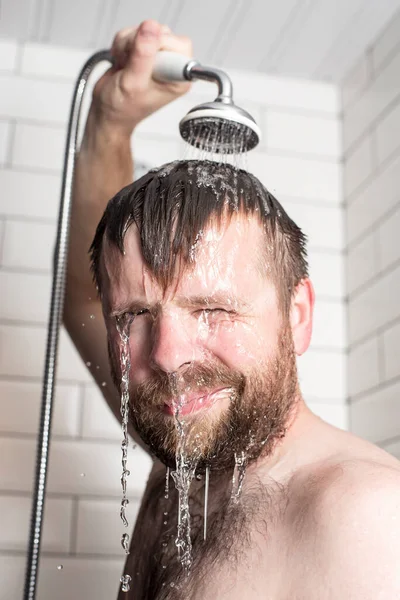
110, 26, 137, 62
121, 20, 162, 88
160, 33, 193, 58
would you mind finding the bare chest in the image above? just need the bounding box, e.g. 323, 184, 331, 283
118, 473, 291, 600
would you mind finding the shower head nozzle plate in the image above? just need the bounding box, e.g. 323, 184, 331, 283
179, 102, 261, 154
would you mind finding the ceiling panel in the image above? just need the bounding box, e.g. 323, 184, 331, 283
1, 0, 400, 81
270, 0, 365, 76
100, 0, 180, 46
171, 0, 234, 63
47, 0, 104, 47
260, 0, 317, 71
315, 0, 400, 80
0, 0, 33, 40
215, 0, 299, 70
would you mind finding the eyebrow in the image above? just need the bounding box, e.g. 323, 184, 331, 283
109, 293, 249, 317
175, 293, 249, 310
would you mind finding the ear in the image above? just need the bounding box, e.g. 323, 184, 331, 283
290, 278, 315, 356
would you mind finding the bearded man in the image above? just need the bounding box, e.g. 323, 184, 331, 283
64, 19, 400, 600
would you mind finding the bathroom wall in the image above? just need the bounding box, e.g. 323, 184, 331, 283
0, 39, 343, 599
342, 11, 400, 461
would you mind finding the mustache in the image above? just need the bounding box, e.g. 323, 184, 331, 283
133, 362, 245, 408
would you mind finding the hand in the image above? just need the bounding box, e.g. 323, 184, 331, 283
92, 20, 193, 135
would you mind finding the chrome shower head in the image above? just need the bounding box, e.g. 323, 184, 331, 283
179, 101, 260, 154
153, 52, 261, 154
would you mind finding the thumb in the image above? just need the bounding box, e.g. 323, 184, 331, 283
121, 20, 162, 90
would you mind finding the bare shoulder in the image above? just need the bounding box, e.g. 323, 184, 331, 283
291, 457, 400, 599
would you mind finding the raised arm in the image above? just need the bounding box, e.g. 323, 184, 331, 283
63, 20, 192, 443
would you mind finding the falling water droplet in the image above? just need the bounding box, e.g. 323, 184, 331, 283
121, 533, 130, 554
120, 574, 132, 592
89, 314, 95, 319
164, 466, 170, 499
80, 473, 86, 478
101, 381, 107, 387
81, 323, 85, 327
231, 451, 247, 503
86, 361, 91, 367
57, 565, 63, 570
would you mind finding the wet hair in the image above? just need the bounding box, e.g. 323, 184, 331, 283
90, 160, 308, 315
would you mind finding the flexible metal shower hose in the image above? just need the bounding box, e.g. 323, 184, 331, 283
23, 49, 112, 600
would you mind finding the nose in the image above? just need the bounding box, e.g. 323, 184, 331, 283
149, 312, 202, 373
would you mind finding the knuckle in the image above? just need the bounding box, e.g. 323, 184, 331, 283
179, 35, 193, 53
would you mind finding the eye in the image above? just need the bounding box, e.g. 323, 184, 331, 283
133, 308, 150, 317
196, 308, 235, 319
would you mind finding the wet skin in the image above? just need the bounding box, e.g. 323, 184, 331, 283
99, 215, 400, 599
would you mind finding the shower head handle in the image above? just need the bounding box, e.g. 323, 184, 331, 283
153, 51, 234, 103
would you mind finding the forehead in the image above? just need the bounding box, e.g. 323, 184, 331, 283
101, 213, 269, 306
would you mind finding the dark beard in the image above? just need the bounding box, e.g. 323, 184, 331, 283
108, 323, 299, 473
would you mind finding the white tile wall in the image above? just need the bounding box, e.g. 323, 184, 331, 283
0, 379, 81, 437
265, 111, 341, 158
0, 220, 4, 263
375, 99, 400, 166
372, 9, 400, 73
346, 230, 379, 296
341, 53, 371, 110
378, 204, 400, 272
381, 439, 400, 460
0, 120, 11, 165
350, 380, 400, 444
0, 39, 18, 71
348, 337, 380, 397
346, 153, 400, 246
0, 74, 73, 124
307, 401, 348, 430
45, 440, 152, 497
0, 270, 51, 322
0, 168, 60, 220
0, 324, 91, 381
248, 152, 342, 204
343, 47, 400, 153
0, 38, 344, 599
12, 122, 65, 171
297, 349, 346, 402
227, 69, 340, 114
21, 43, 91, 80
0, 436, 151, 497
2, 219, 56, 270
311, 300, 346, 350
0, 556, 26, 600
344, 133, 375, 198
284, 201, 343, 251
308, 251, 344, 299
348, 263, 400, 345
344, 14, 400, 454
0, 495, 73, 552
37, 556, 124, 600
76, 498, 141, 555
382, 320, 400, 381
81, 384, 121, 440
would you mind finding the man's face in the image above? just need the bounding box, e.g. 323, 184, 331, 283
102, 213, 299, 470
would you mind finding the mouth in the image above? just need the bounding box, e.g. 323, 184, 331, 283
163, 387, 234, 417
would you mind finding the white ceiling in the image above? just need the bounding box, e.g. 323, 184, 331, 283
1, 0, 400, 81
